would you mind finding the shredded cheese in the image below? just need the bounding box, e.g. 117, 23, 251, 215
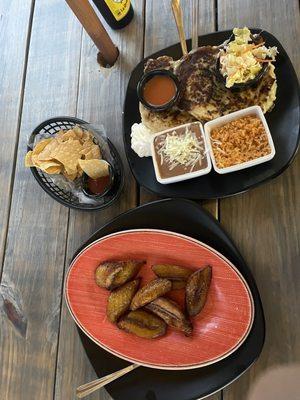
156, 126, 206, 172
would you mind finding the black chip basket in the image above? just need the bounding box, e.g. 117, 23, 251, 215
27, 117, 124, 211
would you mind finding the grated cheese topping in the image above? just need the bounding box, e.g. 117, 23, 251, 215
156, 126, 206, 172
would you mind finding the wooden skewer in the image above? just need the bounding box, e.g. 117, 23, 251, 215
171, 0, 188, 56
191, 0, 199, 50
76, 364, 139, 398
65, 0, 119, 66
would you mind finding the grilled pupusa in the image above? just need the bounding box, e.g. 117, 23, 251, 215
139, 56, 195, 132
174, 46, 277, 122
140, 46, 276, 128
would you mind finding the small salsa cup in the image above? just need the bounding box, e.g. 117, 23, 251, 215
137, 69, 180, 112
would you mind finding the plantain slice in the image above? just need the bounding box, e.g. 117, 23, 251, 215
146, 297, 193, 336
130, 278, 172, 310
95, 260, 145, 290
186, 265, 212, 317
118, 310, 166, 339
171, 280, 187, 290
152, 264, 193, 282
107, 279, 140, 323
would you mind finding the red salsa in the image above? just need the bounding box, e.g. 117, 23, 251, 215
143, 75, 177, 106
87, 175, 111, 195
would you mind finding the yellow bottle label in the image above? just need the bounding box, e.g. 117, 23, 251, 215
103, 0, 131, 21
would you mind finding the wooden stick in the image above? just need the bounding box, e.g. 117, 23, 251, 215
191, 0, 199, 50
171, 0, 188, 56
65, 0, 119, 66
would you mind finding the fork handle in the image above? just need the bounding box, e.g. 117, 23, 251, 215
76, 364, 139, 398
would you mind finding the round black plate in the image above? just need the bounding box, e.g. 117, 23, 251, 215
123, 29, 300, 199
72, 198, 265, 400
28, 117, 124, 211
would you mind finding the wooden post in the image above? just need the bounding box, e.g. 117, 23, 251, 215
65, 0, 119, 66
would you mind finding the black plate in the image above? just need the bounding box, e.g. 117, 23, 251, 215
28, 117, 124, 211
123, 29, 300, 199
72, 199, 265, 400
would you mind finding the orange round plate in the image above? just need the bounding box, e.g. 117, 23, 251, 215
65, 229, 254, 370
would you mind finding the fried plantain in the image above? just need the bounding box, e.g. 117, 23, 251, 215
118, 310, 166, 339
146, 297, 193, 336
186, 265, 212, 317
171, 280, 187, 290
107, 279, 140, 323
152, 264, 193, 282
95, 260, 144, 290
130, 278, 172, 310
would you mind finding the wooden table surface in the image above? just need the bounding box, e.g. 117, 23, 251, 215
0, 0, 299, 399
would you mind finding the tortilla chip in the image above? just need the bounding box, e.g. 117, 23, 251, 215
37, 138, 60, 161
78, 159, 110, 179
73, 125, 84, 139
32, 159, 62, 174
63, 169, 78, 181
32, 138, 53, 155
77, 167, 84, 177
25, 126, 103, 182
85, 145, 101, 160
57, 130, 78, 142
81, 140, 93, 149
51, 138, 82, 175
82, 131, 94, 143
25, 151, 34, 167
43, 165, 62, 174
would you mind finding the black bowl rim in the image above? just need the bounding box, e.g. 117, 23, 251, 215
122, 28, 300, 200
28, 116, 124, 211
137, 69, 180, 111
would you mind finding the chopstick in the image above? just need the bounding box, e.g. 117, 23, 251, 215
191, 0, 199, 50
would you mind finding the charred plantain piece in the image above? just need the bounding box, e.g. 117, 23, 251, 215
95, 260, 144, 290
186, 265, 212, 317
130, 278, 172, 310
152, 264, 193, 282
146, 297, 193, 336
171, 280, 187, 290
107, 279, 140, 323
118, 310, 166, 339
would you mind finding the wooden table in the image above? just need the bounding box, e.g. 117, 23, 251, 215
0, 0, 299, 399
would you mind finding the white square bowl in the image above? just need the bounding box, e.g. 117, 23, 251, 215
204, 106, 276, 174
151, 122, 212, 184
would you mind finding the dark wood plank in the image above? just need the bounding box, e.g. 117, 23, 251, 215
140, 0, 218, 218
0, 0, 34, 271
0, 0, 82, 398
217, 1, 300, 398
54, 1, 145, 398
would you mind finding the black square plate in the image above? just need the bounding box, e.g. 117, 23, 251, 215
73, 199, 265, 400
123, 29, 299, 199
